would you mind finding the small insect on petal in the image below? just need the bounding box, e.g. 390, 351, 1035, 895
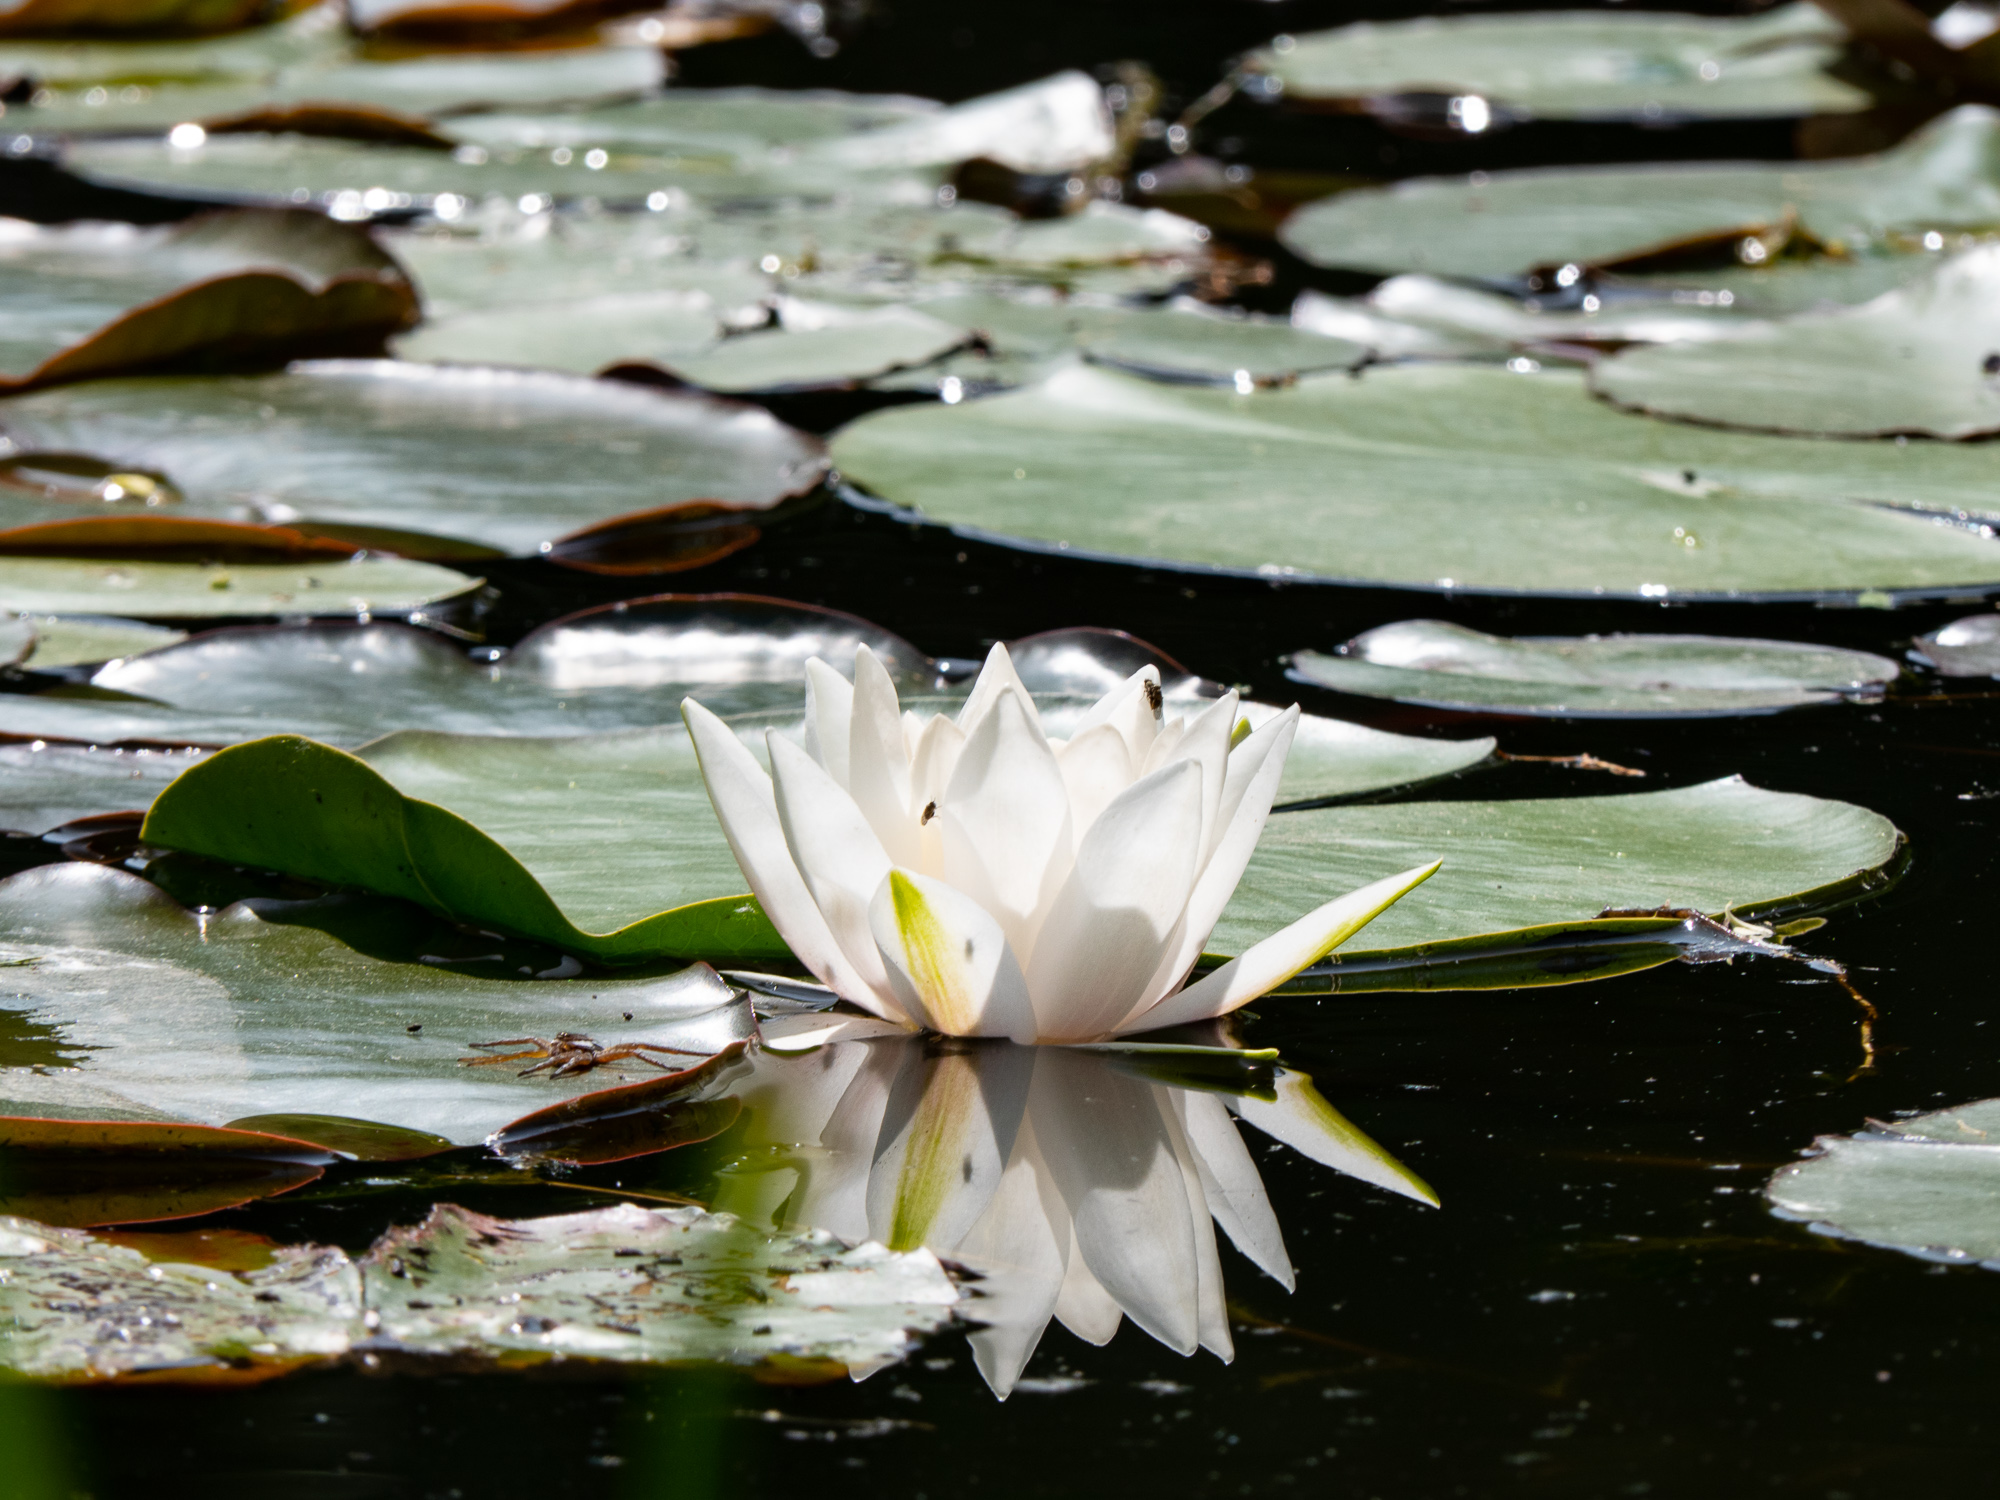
1144, 680, 1163, 713
920, 799, 938, 825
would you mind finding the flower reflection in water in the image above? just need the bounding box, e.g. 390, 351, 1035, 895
716, 1027, 1435, 1396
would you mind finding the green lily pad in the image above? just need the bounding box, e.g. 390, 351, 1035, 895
0, 553, 478, 619
828, 359, 2000, 598
1591, 244, 2000, 437
390, 288, 728, 377
0, 0, 346, 90
7, 614, 185, 669
0, 361, 826, 557
935, 200, 1210, 269
658, 303, 974, 394
1280, 104, 2000, 279
0, 742, 210, 834
0, 1200, 960, 1379
0, 860, 758, 1140
0, 208, 417, 392
1323, 276, 1753, 355
1604, 249, 1947, 318
1288, 620, 1899, 717
1210, 775, 1900, 963
805, 68, 1112, 177
1913, 611, 2000, 675
446, 87, 940, 155
1245, 4, 1867, 121
0, 0, 267, 39
27, 43, 666, 137
1765, 1099, 2000, 1267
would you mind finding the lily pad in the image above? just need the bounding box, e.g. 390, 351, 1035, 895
1913, 610, 2000, 675
1591, 243, 2000, 437
0, 360, 826, 557
0, 553, 478, 619
0, 209, 417, 392
1245, 4, 1867, 121
1765, 1099, 2000, 1267
0, 743, 211, 834
0, 0, 266, 38
1288, 620, 1899, 717
27, 43, 667, 137
1280, 104, 2000, 279
807, 69, 1112, 177
1210, 775, 1900, 963
6, 614, 186, 669
0, 860, 758, 1140
828, 359, 2000, 598
0, 1200, 959, 1380
1329, 275, 1755, 355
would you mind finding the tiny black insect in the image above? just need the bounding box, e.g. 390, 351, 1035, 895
1144, 679, 1164, 712
921, 800, 938, 825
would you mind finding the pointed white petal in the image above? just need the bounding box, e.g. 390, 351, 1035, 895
1175, 1089, 1293, 1291
866, 1043, 1035, 1250
757, 1012, 916, 1052
1147, 691, 1236, 858
956, 641, 1035, 742
767, 732, 901, 1011
1052, 1228, 1124, 1345
1051, 721, 1134, 841
1130, 707, 1300, 1015
868, 869, 1038, 1041
1033, 1050, 1199, 1355
1139, 716, 1186, 774
683, 699, 890, 1013
1161, 1090, 1233, 1362
1131, 860, 1440, 1031
938, 687, 1073, 956
1230, 1067, 1440, 1207
907, 712, 964, 878
1065, 665, 1161, 764
803, 657, 854, 786
848, 646, 920, 867
957, 1116, 1070, 1399
1023, 759, 1204, 1041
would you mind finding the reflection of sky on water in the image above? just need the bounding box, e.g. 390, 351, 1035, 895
717, 1028, 1436, 1396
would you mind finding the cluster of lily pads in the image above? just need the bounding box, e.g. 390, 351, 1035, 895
0, 0, 1996, 1393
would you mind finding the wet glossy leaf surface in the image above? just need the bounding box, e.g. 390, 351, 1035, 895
1246, 3, 1865, 120
0, 553, 478, 618
830, 360, 2000, 597
1280, 106, 2000, 279
1289, 620, 1900, 716
0, 1200, 960, 1378
0, 361, 826, 557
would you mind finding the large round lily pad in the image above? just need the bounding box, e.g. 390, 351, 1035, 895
1212, 775, 1901, 962
0, 360, 827, 557
1591, 244, 2000, 438
0, 553, 477, 619
828, 359, 2000, 598
1289, 620, 1899, 716
1280, 104, 2000, 279
0, 860, 756, 1141
1766, 1099, 2000, 1267
1244, 4, 1866, 121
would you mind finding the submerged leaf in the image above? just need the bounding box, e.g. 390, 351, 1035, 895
1289, 620, 1898, 716
0, 1117, 333, 1227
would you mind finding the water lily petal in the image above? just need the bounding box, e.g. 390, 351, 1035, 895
1023, 758, 1204, 1041
1133, 860, 1441, 1031
1162, 1092, 1234, 1362
1175, 1088, 1293, 1291
683, 699, 891, 1014
1143, 691, 1237, 862
803, 657, 855, 788
907, 711, 965, 877
785, 1040, 907, 1243
767, 732, 900, 1011
756, 1013, 914, 1052
1065, 664, 1163, 764
1034, 1050, 1199, 1355
848, 645, 920, 867
1126, 707, 1301, 1018
1051, 720, 1135, 840
1053, 1228, 1124, 1345
958, 1117, 1070, 1398
1229, 1067, 1440, 1208
938, 687, 1074, 956
868, 868, 1038, 1041
956, 641, 1035, 742
867, 1043, 1034, 1250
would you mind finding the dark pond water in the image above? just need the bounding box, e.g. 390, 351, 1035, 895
8, 1, 2000, 1495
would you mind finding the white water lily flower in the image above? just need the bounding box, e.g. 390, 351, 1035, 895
682, 643, 1438, 1044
